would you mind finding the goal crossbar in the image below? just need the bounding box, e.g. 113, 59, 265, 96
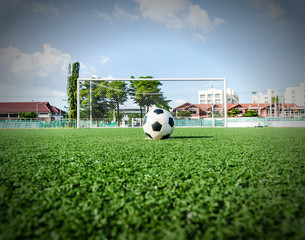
76, 78, 227, 128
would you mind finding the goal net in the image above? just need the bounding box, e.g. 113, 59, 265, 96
76, 77, 227, 128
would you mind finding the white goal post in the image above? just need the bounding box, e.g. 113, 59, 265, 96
76, 77, 227, 128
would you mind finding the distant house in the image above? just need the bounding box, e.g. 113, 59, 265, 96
0, 102, 65, 121
173, 102, 304, 118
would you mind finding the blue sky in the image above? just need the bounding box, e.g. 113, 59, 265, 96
0, 0, 304, 109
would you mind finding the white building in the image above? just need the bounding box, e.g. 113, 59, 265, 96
198, 88, 239, 104
284, 82, 305, 106
252, 89, 277, 104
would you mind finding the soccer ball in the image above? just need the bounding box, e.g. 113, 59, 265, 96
143, 108, 175, 140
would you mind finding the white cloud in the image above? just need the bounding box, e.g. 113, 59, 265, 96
105, 75, 114, 80
100, 56, 110, 65
95, 4, 139, 22
5, 44, 71, 77
113, 3, 138, 20
30, 1, 58, 14
214, 17, 227, 26
11, 0, 59, 13
134, 0, 226, 31
94, 9, 111, 21
52, 90, 67, 98
175, 99, 186, 106
94, 0, 226, 33
194, 33, 206, 43
79, 62, 98, 77
250, 0, 285, 18
0, 46, 20, 65
185, 4, 213, 31
134, 0, 187, 29
0, 44, 72, 106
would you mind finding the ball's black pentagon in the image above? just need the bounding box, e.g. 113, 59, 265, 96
168, 117, 174, 127
153, 109, 164, 115
146, 133, 153, 139
161, 134, 170, 140
143, 115, 147, 125
152, 121, 162, 131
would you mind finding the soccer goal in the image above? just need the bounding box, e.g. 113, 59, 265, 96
76, 77, 227, 128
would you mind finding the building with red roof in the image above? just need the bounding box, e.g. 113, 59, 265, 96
173, 102, 304, 119
0, 102, 66, 121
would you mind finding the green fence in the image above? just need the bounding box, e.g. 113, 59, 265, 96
0, 120, 76, 129
1, 117, 304, 129
0, 120, 118, 129
175, 118, 224, 127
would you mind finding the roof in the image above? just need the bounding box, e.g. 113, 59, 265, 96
0, 102, 65, 113
173, 102, 298, 111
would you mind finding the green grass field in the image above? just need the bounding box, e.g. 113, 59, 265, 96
1, 128, 305, 239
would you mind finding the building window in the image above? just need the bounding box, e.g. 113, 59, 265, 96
207, 94, 213, 98
208, 100, 212, 104
0, 114, 8, 117
200, 100, 206, 104
215, 93, 221, 98
215, 99, 221, 103
200, 94, 205, 98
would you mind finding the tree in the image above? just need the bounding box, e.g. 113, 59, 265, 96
19, 112, 37, 118
271, 95, 279, 104
128, 112, 140, 119
227, 108, 240, 117
177, 111, 192, 119
129, 76, 171, 118
105, 81, 128, 127
208, 110, 221, 118
243, 110, 258, 117
67, 62, 80, 121
271, 95, 279, 117
80, 81, 109, 120
105, 110, 124, 123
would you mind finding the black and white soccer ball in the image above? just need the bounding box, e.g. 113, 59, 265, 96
143, 108, 175, 140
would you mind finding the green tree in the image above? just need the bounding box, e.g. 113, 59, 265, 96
67, 62, 80, 121
80, 81, 109, 120
177, 111, 192, 119
19, 112, 37, 118
271, 95, 279, 104
105, 81, 128, 127
243, 110, 258, 117
105, 110, 124, 123
208, 110, 222, 118
227, 108, 240, 117
129, 76, 171, 116
128, 112, 140, 119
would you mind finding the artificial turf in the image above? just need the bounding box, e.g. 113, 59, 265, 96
0, 127, 305, 239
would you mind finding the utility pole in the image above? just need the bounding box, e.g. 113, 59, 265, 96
211, 81, 214, 127
269, 90, 272, 118
258, 88, 260, 117
274, 89, 277, 118
90, 80, 92, 128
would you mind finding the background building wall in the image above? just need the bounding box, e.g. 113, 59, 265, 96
198, 88, 239, 104
284, 82, 305, 106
